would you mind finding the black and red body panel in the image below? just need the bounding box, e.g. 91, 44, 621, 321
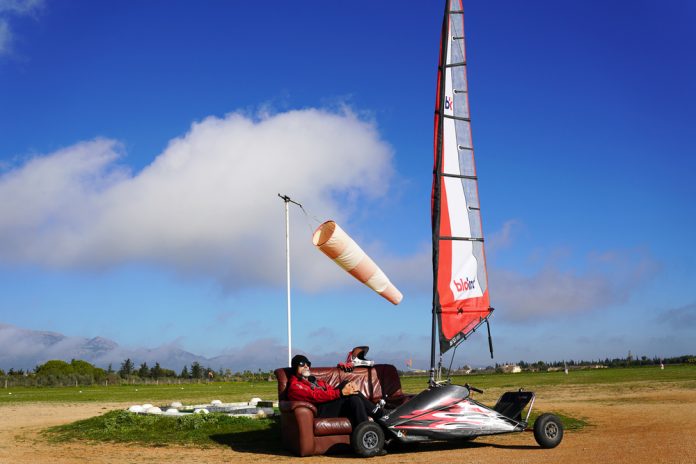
381, 384, 529, 442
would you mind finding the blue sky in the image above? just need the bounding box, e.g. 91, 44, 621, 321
1, 0, 694, 371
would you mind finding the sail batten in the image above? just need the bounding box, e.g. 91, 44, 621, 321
431, 0, 492, 358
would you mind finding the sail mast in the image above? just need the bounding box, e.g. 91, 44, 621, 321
430, 0, 452, 385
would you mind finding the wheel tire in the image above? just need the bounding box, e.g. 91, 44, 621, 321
351, 421, 385, 457
533, 413, 564, 449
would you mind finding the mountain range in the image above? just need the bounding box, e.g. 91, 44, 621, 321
0, 323, 289, 372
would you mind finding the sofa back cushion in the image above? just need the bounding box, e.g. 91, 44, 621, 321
275, 364, 404, 403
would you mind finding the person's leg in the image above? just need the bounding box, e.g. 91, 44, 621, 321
316, 394, 381, 425
340, 395, 369, 427
316, 398, 344, 418
341, 394, 379, 427
357, 393, 384, 419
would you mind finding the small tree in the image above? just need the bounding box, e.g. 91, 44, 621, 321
138, 362, 150, 379
191, 362, 202, 379
119, 358, 134, 378
151, 362, 163, 380
180, 365, 189, 378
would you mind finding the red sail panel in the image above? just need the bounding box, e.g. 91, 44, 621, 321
432, 0, 491, 354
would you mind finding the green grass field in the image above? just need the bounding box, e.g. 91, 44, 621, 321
2, 365, 694, 405
0, 381, 279, 405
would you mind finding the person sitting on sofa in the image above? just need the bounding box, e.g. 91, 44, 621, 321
287, 354, 382, 427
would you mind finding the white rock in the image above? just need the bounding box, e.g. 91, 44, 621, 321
170, 401, 183, 408
142, 403, 154, 409
164, 408, 180, 415
249, 397, 262, 406
193, 408, 209, 414
146, 407, 162, 414
128, 405, 144, 413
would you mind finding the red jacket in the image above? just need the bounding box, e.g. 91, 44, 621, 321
287, 375, 341, 404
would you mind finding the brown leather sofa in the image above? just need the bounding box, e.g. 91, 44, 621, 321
274, 364, 412, 456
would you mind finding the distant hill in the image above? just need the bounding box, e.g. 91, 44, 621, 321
0, 323, 203, 372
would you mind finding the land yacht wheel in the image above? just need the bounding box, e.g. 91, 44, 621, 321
351, 421, 385, 457
533, 413, 564, 448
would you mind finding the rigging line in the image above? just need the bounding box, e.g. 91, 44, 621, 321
486, 318, 494, 359
446, 342, 459, 382
297, 203, 323, 236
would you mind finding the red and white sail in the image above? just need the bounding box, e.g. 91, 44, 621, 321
432, 0, 491, 354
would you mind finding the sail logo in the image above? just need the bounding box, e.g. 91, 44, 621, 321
444, 95, 453, 110
453, 277, 476, 292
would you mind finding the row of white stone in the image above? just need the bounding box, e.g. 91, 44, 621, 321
127, 398, 275, 417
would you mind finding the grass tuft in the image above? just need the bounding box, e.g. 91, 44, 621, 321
528, 411, 589, 431
44, 410, 282, 449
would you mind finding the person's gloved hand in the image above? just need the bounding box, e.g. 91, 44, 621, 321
337, 361, 354, 372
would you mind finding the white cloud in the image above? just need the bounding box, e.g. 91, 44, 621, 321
0, 19, 10, 53
0, 0, 43, 14
0, 108, 395, 291
489, 248, 658, 321
378, 242, 431, 293
0, 0, 43, 56
487, 219, 520, 253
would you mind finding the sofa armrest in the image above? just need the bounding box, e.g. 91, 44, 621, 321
279, 400, 318, 416
279, 400, 318, 456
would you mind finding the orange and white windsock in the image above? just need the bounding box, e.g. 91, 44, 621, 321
312, 220, 403, 305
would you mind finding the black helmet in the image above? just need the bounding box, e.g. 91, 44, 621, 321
291, 354, 311, 370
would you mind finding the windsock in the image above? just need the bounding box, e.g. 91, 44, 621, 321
312, 220, 403, 305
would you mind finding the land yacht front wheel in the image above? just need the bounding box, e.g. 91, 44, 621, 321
533, 413, 564, 448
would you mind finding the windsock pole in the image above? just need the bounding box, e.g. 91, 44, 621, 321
278, 194, 302, 367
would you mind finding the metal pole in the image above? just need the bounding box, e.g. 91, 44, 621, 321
284, 198, 292, 367
278, 194, 303, 367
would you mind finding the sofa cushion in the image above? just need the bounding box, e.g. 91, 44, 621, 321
313, 417, 352, 436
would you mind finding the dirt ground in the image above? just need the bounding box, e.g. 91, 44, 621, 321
1, 383, 695, 464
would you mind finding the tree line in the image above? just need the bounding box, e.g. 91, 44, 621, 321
504, 354, 695, 371
1, 358, 277, 388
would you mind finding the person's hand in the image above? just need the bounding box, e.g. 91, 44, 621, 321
341, 382, 358, 396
